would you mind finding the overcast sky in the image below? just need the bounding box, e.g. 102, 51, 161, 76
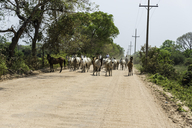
1, 0, 192, 56
90, 0, 192, 55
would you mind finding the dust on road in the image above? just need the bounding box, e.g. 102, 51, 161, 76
0, 67, 179, 127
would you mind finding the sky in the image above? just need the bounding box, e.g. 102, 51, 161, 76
1, 0, 192, 56
90, 0, 192, 55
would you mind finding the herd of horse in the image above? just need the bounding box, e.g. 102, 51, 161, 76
46, 54, 133, 76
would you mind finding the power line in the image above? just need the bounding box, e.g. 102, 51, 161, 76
150, 0, 162, 20
135, 0, 147, 29
135, 0, 143, 28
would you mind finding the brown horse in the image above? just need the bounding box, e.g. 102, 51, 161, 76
47, 54, 66, 73
128, 56, 133, 76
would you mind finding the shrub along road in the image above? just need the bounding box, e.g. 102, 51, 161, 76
0, 66, 185, 127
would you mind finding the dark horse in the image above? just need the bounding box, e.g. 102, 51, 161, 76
47, 54, 66, 73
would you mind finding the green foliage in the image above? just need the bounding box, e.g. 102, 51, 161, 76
139, 45, 177, 79
100, 43, 124, 58
160, 40, 175, 52
46, 11, 120, 56
181, 64, 192, 87
8, 57, 30, 73
149, 73, 168, 84
184, 58, 192, 66
24, 56, 42, 70
0, 35, 7, 44
148, 73, 192, 111
170, 52, 185, 65
160, 40, 185, 65
0, 49, 7, 77
183, 49, 192, 58
174, 65, 187, 73
133, 52, 140, 64
188, 64, 192, 71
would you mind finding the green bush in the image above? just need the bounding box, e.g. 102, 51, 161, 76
0, 58, 7, 76
149, 73, 168, 84
10, 57, 30, 72
188, 64, 192, 71
139, 46, 176, 79
184, 58, 192, 66
170, 52, 186, 65
181, 64, 192, 87
0, 47, 8, 77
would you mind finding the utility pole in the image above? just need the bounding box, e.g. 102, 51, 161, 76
139, 0, 158, 65
127, 45, 129, 57
132, 29, 140, 54
129, 41, 133, 57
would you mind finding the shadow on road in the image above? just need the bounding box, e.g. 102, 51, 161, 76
0, 87, 4, 91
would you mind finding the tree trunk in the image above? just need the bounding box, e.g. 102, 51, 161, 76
8, 3, 44, 57
8, 17, 32, 57
32, 5, 44, 57
32, 24, 40, 57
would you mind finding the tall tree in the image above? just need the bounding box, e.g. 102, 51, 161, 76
48, 11, 119, 55
0, 0, 94, 57
177, 32, 192, 51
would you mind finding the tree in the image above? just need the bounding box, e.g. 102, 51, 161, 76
48, 11, 120, 55
176, 32, 192, 51
160, 39, 185, 65
160, 40, 175, 52
0, 0, 94, 57
0, 35, 7, 44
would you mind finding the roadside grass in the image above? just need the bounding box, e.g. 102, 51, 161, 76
174, 64, 187, 73
135, 64, 192, 111
134, 64, 142, 71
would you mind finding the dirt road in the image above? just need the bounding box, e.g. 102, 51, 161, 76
0, 67, 178, 128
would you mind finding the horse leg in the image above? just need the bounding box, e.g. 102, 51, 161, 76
128, 68, 131, 76
96, 67, 97, 76
52, 64, 54, 72
83, 65, 85, 72
50, 64, 54, 72
60, 63, 62, 73
132, 68, 133, 75
50, 64, 52, 72
86, 64, 88, 72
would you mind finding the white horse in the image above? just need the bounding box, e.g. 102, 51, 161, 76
80, 55, 88, 72
120, 58, 126, 70
67, 56, 75, 71
93, 55, 102, 76
105, 58, 113, 76
112, 57, 117, 70
101, 58, 106, 69
125, 56, 129, 69
74, 55, 81, 71
86, 57, 92, 72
